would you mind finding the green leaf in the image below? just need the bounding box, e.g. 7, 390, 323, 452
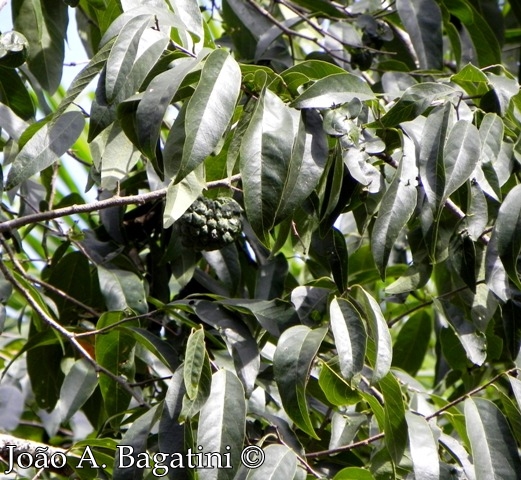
419, 103, 452, 216
114, 405, 160, 480
372, 135, 417, 277
197, 370, 246, 480
280, 60, 346, 95
318, 360, 360, 406
488, 184, 521, 290
465, 397, 521, 479
245, 444, 297, 479
369, 83, 454, 128
445, 2, 501, 67
443, 120, 480, 201
98, 121, 142, 190
176, 0, 203, 42
379, 373, 407, 464
332, 467, 375, 480
255, 253, 288, 300
406, 412, 440, 480
6, 111, 85, 189
55, 359, 98, 423
240, 88, 296, 239
47, 252, 92, 322
95, 312, 136, 426
219, 298, 298, 337
97, 266, 148, 315
55, 38, 115, 117
123, 327, 179, 372
275, 110, 329, 222
13, 0, 68, 93
0, 67, 35, 120
105, 14, 152, 104
291, 73, 375, 109
352, 286, 392, 383
183, 326, 206, 400
26, 336, 64, 411
396, 0, 443, 70
273, 325, 327, 439
170, 49, 241, 182
451, 63, 489, 97
329, 298, 366, 382
392, 311, 432, 376
193, 300, 260, 396
179, 352, 212, 421
163, 166, 205, 228
159, 368, 186, 459
0, 102, 30, 142
136, 56, 200, 159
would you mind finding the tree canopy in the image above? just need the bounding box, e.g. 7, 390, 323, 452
1, 0, 521, 479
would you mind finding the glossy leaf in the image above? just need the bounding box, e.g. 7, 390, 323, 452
332, 467, 375, 480
113, 405, 160, 480
0, 67, 35, 120
443, 120, 480, 202
291, 73, 375, 108
97, 266, 148, 315
370, 83, 455, 128
318, 360, 360, 406
397, 0, 442, 69
0, 102, 30, 140
13, 0, 68, 93
55, 39, 115, 117
353, 286, 392, 383
54, 359, 98, 425
406, 412, 440, 480
105, 14, 152, 104
183, 326, 207, 400
372, 135, 417, 277
163, 166, 205, 228
123, 327, 179, 372
99, 122, 142, 190
465, 397, 521, 479
197, 370, 246, 480
418, 103, 452, 216
489, 184, 521, 291
136, 56, 200, 159
170, 49, 241, 182
245, 444, 297, 479
392, 311, 431, 375
379, 373, 407, 464
95, 312, 136, 425
6, 111, 85, 189
273, 325, 327, 438
329, 298, 366, 381
193, 300, 260, 396
159, 368, 187, 460
240, 88, 297, 239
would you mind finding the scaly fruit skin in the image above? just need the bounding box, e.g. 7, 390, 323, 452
178, 196, 243, 251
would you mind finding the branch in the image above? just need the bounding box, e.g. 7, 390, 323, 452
0, 236, 148, 407
0, 175, 241, 233
0, 434, 74, 477
306, 366, 520, 459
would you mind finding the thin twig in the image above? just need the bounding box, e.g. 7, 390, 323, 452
0, 236, 148, 407
0, 175, 241, 234
306, 366, 519, 459
2, 240, 100, 317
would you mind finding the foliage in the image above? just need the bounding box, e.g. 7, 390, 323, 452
1, 0, 521, 479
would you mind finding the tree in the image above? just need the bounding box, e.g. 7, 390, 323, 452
1, 0, 521, 478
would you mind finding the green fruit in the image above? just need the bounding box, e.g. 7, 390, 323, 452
0, 31, 29, 69
178, 196, 243, 251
